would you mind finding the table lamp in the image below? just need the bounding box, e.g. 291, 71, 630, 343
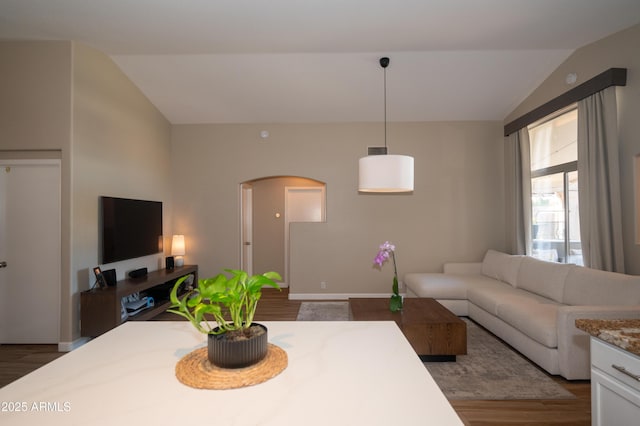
171, 234, 185, 267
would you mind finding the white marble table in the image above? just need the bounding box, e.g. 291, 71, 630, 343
0, 321, 463, 425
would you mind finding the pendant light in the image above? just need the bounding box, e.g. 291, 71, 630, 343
358, 57, 414, 193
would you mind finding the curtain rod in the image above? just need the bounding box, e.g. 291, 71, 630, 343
504, 68, 627, 137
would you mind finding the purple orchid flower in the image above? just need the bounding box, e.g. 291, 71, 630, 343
373, 241, 403, 312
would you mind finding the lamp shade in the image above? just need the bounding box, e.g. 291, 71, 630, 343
171, 235, 185, 256
358, 154, 414, 193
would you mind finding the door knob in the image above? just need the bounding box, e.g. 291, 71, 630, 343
0, 261, 7, 268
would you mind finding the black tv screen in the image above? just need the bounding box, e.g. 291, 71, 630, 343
100, 196, 163, 264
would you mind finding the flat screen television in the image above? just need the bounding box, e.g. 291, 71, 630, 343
100, 196, 163, 264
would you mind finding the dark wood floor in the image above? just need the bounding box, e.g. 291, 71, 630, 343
1, 288, 590, 425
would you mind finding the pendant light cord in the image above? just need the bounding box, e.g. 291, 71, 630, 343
384, 64, 387, 150
379, 57, 389, 152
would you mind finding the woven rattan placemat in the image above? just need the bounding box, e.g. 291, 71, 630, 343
175, 343, 288, 389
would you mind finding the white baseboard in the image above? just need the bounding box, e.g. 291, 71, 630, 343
288, 293, 405, 300
58, 337, 91, 352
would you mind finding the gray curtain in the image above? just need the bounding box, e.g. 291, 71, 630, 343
577, 86, 625, 272
506, 128, 531, 255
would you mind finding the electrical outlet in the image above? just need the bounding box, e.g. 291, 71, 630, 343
320, 281, 327, 289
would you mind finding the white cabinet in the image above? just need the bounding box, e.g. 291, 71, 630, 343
591, 338, 640, 426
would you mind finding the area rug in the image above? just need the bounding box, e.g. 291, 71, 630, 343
296, 302, 575, 400
296, 302, 350, 321
424, 318, 576, 400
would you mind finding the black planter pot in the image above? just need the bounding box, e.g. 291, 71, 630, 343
208, 323, 268, 369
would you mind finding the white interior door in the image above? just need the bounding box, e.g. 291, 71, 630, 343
284, 187, 326, 285
241, 184, 253, 276
0, 160, 61, 343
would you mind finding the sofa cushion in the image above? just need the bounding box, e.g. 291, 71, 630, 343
481, 249, 523, 287
468, 283, 554, 316
563, 266, 640, 306
404, 273, 498, 299
496, 299, 559, 348
443, 262, 482, 275
516, 256, 573, 303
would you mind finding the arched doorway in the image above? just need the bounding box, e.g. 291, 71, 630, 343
240, 176, 326, 286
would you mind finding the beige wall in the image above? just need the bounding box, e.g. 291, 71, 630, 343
0, 41, 172, 345
505, 23, 640, 274
8, 22, 636, 342
250, 176, 324, 281
0, 41, 72, 151
0, 40, 73, 344
171, 121, 505, 296
3, 22, 634, 342
71, 43, 172, 341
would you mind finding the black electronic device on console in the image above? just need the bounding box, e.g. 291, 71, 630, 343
165, 256, 175, 270
102, 268, 117, 286
128, 267, 148, 279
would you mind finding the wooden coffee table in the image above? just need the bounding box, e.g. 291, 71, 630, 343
349, 298, 467, 361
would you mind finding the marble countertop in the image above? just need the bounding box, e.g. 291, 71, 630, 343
0, 321, 463, 425
576, 318, 640, 357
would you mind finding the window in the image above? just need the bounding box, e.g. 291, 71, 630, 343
528, 107, 582, 264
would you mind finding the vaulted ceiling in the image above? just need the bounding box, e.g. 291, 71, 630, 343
1, 1, 639, 124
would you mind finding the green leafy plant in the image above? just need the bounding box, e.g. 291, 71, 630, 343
168, 269, 281, 335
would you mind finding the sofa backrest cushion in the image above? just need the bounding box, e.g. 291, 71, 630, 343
481, 249, 523, 287
516, 256, 573, 303
563, 266, 640, 306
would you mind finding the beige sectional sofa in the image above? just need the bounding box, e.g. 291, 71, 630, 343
404, 250, 640, 380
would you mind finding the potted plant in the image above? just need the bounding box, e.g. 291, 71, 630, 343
373, 241, 403, 312
168, 269, 281, 368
